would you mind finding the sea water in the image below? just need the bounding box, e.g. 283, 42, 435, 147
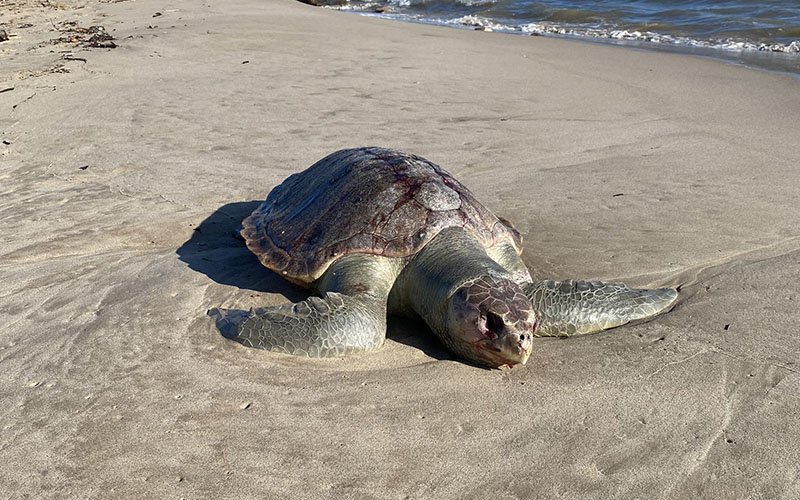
316, 0, 800, 74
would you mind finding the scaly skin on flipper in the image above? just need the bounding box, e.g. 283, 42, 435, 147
208, 293, 386, 357
209, 254, 399, 357
524, 280, 678, 337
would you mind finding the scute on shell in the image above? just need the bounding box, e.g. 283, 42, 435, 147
242, 147, 523, 283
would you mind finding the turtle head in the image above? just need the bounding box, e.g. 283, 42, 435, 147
445, 276, 536, 368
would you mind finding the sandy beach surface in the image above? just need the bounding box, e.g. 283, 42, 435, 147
1, 0, 799, 498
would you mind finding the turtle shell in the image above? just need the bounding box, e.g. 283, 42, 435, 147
241, 147, 523, 283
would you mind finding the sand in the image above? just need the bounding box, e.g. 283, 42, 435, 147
1, 0, 799, 498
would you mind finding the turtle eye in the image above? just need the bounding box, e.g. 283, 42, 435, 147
485, 312, 504, 337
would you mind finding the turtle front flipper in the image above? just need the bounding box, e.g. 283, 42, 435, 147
210, 254, 400, 357
208, 292, 387, 357
524, 280, 678, 337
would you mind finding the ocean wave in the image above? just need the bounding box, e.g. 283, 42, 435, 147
322, 2, 800, 57
441, 14, 800, 54
517, 22, 800, 54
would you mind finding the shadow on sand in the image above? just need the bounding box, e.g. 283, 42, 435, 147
176, 201, 307, 301
177, 201, 452, 361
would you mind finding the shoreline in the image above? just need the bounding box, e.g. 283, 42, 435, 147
2, 0, 799, 498
325, 6, 800, 77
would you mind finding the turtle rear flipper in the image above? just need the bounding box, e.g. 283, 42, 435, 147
208, 292, 386, 357
524, 280, 678, 337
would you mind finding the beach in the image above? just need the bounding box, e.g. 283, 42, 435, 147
1, 0, 799, 498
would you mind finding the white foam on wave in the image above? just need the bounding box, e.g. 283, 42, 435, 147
447, 15, 508, 32
447, 15, 800, 54
453, 0, 497, 6
520, 23, 800, 54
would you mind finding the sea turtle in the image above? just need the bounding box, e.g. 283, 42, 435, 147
209, 147, 677, 368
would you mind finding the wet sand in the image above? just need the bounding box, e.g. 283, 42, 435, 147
1, 0, 799, 498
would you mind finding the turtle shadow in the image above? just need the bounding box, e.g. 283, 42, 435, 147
386, 317, 454, 362
176, 201, 307, 302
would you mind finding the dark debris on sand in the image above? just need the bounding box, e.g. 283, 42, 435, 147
47, 22, 117, 49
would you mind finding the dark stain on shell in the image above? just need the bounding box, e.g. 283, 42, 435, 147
242, 147, 523, 282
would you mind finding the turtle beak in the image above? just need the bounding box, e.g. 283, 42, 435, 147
504, 331, 532, 366
474, 331, 532, 367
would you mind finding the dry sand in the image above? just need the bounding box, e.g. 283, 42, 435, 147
1, 0, 799, 498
